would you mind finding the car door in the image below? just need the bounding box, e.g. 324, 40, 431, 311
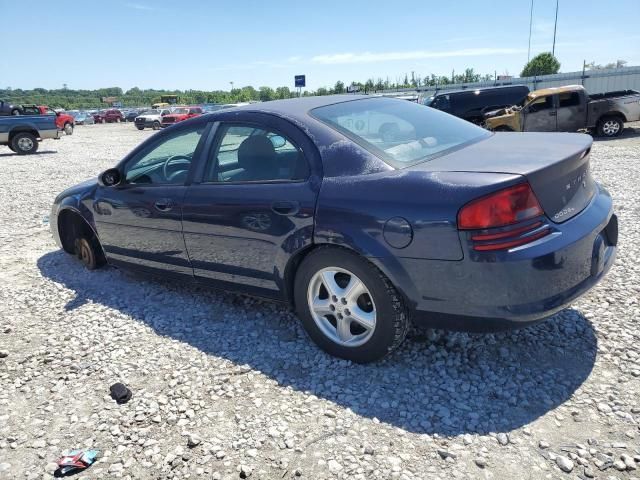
182, 114, 321, 298
522, 94, 557, 131
555, 91, 586, 132
92, 121, 209, 276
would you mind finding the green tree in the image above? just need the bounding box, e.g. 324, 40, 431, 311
521, 52, 560, 77
333, 81, 345, 94
259, 86, 275, 102
316, 87, 329, 96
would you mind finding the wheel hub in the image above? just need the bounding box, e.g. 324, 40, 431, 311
307, 267, 376, 347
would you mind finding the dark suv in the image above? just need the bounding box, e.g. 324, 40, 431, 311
424, 85, 530, 124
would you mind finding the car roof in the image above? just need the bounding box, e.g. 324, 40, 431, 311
434, 85, 529, 97
529, 84, 584, 98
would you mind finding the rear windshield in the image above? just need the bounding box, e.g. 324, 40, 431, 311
311, 97, 490, 168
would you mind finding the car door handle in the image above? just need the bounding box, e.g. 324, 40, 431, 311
154, 199, 174, 212
271, 201, 299, 216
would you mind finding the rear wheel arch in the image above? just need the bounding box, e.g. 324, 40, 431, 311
9, 128, 38, 142
284, 243, 414, 310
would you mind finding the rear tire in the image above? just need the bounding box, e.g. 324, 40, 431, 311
152, 121, 161, 130
597, 116, 623, 137
73, 236, 105, 270
64, 123, 74, 135
294, 247, 409, 363
10, 132, 38, 155
136, 125, 145, 131
10, 109, 20, 115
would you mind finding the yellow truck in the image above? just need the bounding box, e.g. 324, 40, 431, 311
484, 85, 640, 137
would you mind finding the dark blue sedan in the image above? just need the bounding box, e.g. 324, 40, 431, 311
50, 96, 617, 362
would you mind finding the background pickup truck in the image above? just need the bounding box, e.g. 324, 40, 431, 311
0, 115, 60, 154
484, 85, 640, 137
21, 105, 75, 135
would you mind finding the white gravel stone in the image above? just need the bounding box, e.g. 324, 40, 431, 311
0, 123, 639, 479
556, 456, 574, 473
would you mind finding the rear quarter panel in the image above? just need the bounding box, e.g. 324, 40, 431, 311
314, 169, 522, 303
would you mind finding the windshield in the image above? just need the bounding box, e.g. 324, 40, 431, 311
144, 110, 160, 115
311, 97, 490, 168
172, 108, 189, 114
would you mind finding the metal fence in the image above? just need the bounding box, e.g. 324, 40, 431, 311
378, 66, 640, 98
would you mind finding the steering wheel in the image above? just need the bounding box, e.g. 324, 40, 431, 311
162, 155, 191, 181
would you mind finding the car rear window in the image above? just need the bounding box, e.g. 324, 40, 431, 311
311, 97, 490, 168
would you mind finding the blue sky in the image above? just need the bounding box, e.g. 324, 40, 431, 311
1, 0, 638, 91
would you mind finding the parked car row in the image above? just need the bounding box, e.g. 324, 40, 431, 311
424, 85, 640, 137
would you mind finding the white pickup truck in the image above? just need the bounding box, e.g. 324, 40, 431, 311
134, 108, 172, 131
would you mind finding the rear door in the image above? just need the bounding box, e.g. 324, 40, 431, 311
556, 91, 586, 132
522, 94, 557, 132
182, 113, 321, 298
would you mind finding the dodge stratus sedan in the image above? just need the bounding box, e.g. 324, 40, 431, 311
50, 96, 617, 362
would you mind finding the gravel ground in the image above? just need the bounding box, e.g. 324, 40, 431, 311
0, 122, 639, 480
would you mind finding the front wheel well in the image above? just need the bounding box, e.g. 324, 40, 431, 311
57, 209, 100, 255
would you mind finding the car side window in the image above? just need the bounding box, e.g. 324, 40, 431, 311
527, 95, 553, 112
205, 124, 309, 183
558, 92, 581, 108
123, 126, 204, 185
432, 95, 450, 110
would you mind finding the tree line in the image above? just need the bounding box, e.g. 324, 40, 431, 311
0, 68, 490, 110
6, 53, 625, 110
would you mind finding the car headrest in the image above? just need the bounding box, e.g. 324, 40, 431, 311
237, 136, 277, 171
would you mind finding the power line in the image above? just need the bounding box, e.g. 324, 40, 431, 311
552, 0, 559, 56
527, 0, 534, 62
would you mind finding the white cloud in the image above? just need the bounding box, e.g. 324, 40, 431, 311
311, 47, 525, 65
125, 3, 155, 11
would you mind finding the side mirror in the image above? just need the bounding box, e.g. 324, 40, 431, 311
98, 168, 122, 187
269, 135, 286, 148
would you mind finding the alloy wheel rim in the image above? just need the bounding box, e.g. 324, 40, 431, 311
603, 120, 620, 135
17, 137, 33, 150
307, 267, 376, 347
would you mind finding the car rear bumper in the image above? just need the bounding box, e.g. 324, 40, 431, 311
378, 184, 616, 331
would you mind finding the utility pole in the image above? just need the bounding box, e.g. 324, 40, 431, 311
552, 0, 559, 56
527, 0, 534, 62
229, 81, 234, 92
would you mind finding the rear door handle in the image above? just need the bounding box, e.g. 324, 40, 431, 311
154, 198, 174, 212
271, 201, 300, 216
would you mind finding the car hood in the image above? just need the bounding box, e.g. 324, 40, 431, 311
54, 178, 98, 204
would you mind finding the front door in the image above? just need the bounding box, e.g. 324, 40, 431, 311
182, 120, 319, 298
93, 122, 207, 276
522, 94, 557, 132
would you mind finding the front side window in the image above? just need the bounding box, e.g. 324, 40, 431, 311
312, 97, 490, 168
205, 124, 309, 182
526, 95, 553, 112
124, 126, 204, 185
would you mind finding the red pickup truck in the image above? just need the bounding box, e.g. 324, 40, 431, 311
161, 106, 203, 128
22, 105, 75, 135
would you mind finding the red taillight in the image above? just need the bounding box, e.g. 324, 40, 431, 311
458, 183, 543, 230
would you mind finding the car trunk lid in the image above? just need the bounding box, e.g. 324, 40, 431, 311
412, 132, 595, 223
